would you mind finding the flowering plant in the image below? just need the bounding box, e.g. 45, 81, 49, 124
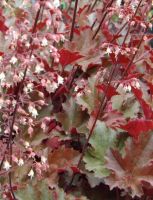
0, 0, 153, 199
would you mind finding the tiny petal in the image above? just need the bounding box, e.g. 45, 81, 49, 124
106, 46, 112, 55
53, 0, 60, 8
41, 156, 47, 164
10, 56, 18, 64
24, 141, 30, 148
35, 64, 44, 74
135, 81, 140, 89
28, 105, 38, 118
18, 158, 24, 166
0, 72, 5, 82
28, 169, 34, 179
41, 38, 48, 47
57, 75, 64, 85
3, 160, 11, 171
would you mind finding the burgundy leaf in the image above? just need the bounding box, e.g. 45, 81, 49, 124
132, 86, 153, 119
59, 49, 84, 67
120, 119, 153, 139
97, 84, 118, 99
71, 166, 80, 174
0, 20, 8, 33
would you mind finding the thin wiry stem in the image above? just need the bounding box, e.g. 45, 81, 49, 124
122, 0, 143, 45
70, 0, 79, 41
92, 0, 114, 40
90, 0, 98, 11
2, 5, 44, 199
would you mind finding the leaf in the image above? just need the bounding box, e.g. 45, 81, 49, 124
46, 147, 80, 188
105, 132, 153, 198
97, 84, 118, 99
48, 147, 80, 169
59, 49, 84, 67
132, 86, 153, 119
111, 93, 140, 119
119, 119, 153, 139
16, 184, 89, 200
64, 28, 101, 71
56, 97, 88, 133
84, 120, 117, 178
102, 110, 126, 130
0, 20, 8, 33
76, 75, 99, 114
15, 181, 53, 200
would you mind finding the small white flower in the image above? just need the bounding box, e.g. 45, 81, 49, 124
35, 64, 44, 74
24, 83, 34, 93
30, 55, 35, 61
19, 71, 24, 80
132, 80, 140, 89
53, 0, 60, 8
18, 158, 24, 166
25, 42, 30, 48
41, 38, 48, 47
24, 141, 30, 148
45, 80, 58, 93
74, 85, 79, 92
0, 98, 4, 109
41, 122, 47, 132
0, 72, 5, 83
3, 160, 11, 171
0, 56, 3, 63
41, 156, 47, 164
76, 92, 83, 98
28, 105, 38, 118
57, 75, 64, 85
28, 169, 34, 179
123, 85, 131, 92
21, 34, 28, 41
106, 46, 112, 55
127, 85, 131, 92
116, 0, 122, 7
10, 56, 18, 64
115, 47, 120, 58
135, 81, 140, 89
12, 100, 17, 107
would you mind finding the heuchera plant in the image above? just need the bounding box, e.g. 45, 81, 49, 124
0, 0, 153, 199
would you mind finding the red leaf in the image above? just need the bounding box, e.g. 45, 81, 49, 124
48, 119, 57, 133
0, 20, 8, 33
35, 19, 47, 32
97, 84, 118, 99
0, 52, 4, 56
58, 168, 66, 173
71, 166, 80, 174
35, 55, 52, 72
132, 87, 153, 119
146, 81, 153, 96
120, 119, 153, 139
59, 49, 84, 67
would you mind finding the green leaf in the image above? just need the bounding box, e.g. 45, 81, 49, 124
56, 97, 88, 133
111, 94, 139, 118
76, 75, 99, 114
15, 181, 53, 200
84, 120, 117, 178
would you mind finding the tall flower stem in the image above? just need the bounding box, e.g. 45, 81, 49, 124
0, 4, 44, 199
69, 0, 79, 41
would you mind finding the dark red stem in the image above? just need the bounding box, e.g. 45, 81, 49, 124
69, 0, 79, 41
92, 0, 114, 40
